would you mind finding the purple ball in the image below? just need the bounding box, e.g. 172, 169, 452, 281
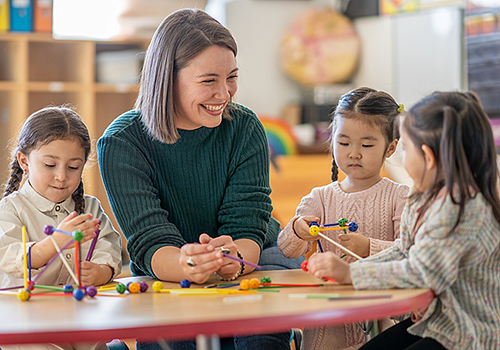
43, 225, 54, 235
139, 281, 148, 293
86, 286, 97, 297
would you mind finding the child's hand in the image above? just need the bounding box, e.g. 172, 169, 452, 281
80, 261, 113, 286
338, 232, 370, 258
54, 212, 100, 248
307, 252, 352, 284
293, 216, 320, 241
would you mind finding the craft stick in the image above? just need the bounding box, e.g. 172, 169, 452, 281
0, 285, 24, 291
75, 240, 81, 288
317, 240, 324, 253
85, 229, 100, 261
221, 252, 262, 270
33, 285, 64, 291
323, 276, 337, 283
319, 226, 353, 232
32, 239, 74, 283
29, 292, 73, 297
0, 291, 21, 296
260, 283, 324, 287
49, 227, 73, 236
28, 245, 32, 283
223, 294, 263, 303
288, 293, 392, 300
96, 293, 127, 297
48, 236, 79, 285
22, 226, 28, 289
316, 231, 363, 260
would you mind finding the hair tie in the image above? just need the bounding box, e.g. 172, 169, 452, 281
397, 104, 405, 113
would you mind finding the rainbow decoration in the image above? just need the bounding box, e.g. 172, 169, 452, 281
259, 116, 297, 156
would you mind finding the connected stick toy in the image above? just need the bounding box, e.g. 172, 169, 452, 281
309, 221, 362, 260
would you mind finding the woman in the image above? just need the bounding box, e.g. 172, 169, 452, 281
97, 8, 300, 350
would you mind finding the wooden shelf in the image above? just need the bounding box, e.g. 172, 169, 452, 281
0, 33, 147, 257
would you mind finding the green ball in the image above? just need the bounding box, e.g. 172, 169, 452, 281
72, 229, 84, 242
338, 218, 348, 226
260, 276, 271, 283
116, 283, 127, 294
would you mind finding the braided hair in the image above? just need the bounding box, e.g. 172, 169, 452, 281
329, 87, 401, 182
3, 106, 91, 214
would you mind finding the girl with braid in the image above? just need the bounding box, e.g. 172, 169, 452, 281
0, 106, 121, 297
278, 87, 409, 350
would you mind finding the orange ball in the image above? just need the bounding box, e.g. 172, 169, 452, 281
128, 282, 141, 293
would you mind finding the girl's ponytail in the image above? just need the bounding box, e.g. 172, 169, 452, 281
72, 180, 85, 214
3, 159, 24, 198
331, 157, 339, 182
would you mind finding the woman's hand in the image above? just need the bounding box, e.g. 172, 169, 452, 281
306, 252, 352, 284
293, 216, 320, 241
338, 232, 370, 258
179, 238, 224, 284
199, 233, 240, 280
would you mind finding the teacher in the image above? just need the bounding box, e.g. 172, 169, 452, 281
97, 8, 298, 350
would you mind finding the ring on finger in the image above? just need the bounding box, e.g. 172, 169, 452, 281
187, 257, 196, 267
220, 247, 230, 254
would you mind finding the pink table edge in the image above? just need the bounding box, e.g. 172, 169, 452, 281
0, 290, 434, 345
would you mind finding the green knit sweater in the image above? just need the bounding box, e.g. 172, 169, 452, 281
97, 104, 280, 277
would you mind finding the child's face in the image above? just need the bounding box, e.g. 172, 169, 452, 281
333, 117, 393, 184
17, 139, 86, 203
399, 127, 435, 192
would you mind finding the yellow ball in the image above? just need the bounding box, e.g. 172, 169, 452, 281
152, 281, 164, 292
17, 289, 30, 301
249, 278, 260, 289
239, 279, 249, 290
309, 226, 319, 236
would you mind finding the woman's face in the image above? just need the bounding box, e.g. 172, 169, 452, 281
174, 45, 238, 130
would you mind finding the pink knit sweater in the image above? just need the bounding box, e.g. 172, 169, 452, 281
277, 177, 409, 350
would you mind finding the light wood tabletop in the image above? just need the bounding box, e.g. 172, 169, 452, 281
0, 269, 433, 346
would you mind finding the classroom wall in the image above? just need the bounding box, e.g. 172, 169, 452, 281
225, 1, 463, 117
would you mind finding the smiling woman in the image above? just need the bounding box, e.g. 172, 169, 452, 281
97, 8, 300, 350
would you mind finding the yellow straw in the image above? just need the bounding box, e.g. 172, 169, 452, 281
316, 231, 363, 260
22, 226, 28, 289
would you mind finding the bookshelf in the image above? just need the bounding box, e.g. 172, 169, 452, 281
0, 33, 147, 253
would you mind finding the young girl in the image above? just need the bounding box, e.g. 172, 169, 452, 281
0, 106, 122, 350
278, 87, 409, 349
306, 91, 500, 350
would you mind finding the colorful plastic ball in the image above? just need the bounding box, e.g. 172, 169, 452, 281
116, 283, 127, 294
63, 284, 74, 293
348, 222, 358, 232
309, 225, 319, 236
128, 282, 141, 293
301, 260, 309, 272
249, 278, 260, 289
152, 281, 164, 292
180, 279, 191, 288
260, 276, 271, 283
43, 225, 54, 235
139, 281, 148, 292
338, 218, 349, 226
239, 279, 249, 290
73, 288, 85, 301
72, 229, 84, 242
86, 286, 97, 297
17, 289, 30, 301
